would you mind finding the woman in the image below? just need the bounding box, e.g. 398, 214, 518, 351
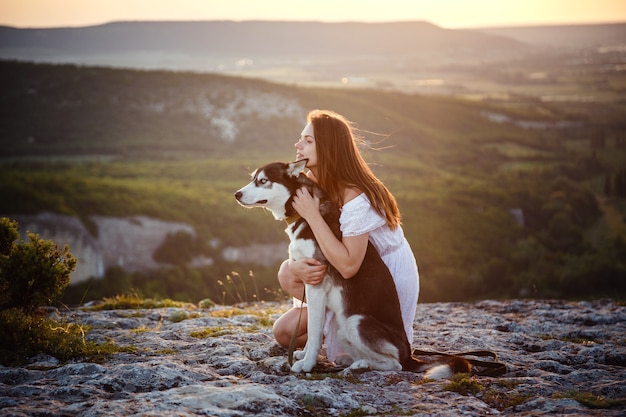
273, 109, 419, 363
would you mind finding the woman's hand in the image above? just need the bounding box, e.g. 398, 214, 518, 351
292, 187, 321, 222
289, 257, 327, 286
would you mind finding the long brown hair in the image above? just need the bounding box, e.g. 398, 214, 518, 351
308, 109, 401, 230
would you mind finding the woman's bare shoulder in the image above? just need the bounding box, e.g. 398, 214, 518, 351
343, 187, 363, 205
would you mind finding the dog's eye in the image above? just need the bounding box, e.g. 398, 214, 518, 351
258, 178, 268, 185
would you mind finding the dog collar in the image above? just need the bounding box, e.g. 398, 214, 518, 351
284, 213, 301, 225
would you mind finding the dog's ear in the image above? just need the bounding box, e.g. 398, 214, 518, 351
286, 159, 308, 177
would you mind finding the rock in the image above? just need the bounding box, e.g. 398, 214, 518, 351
1, 299, 625, 416
26, 354, 60, 370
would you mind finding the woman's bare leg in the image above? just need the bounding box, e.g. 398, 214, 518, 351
276, 260, 306, 299
273, 306, 308, 348
273, 260, 308, 348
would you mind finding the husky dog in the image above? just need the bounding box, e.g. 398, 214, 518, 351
235, 160, 470, 377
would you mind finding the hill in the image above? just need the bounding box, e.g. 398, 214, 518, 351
1, 20, 624, 97
0, 20, 526, 70
0, 20, 526, 55
0, 60, 625, 304
478, 22, 626, 48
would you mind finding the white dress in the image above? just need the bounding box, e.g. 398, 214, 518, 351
323, 193, 420, 362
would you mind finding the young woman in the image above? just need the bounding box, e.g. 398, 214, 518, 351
272, 109, 420, 363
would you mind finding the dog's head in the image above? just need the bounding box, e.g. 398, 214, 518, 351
234, 160, 308, 220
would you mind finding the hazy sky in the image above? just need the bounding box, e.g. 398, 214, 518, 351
1, 0, 625, 29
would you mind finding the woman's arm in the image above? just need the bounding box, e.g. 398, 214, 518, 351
288, 257, 327, 286
292, 187, 369, 279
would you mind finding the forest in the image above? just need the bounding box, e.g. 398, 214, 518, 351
0, 60, 624, 304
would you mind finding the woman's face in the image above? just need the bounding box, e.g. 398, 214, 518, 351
295, 122, 317, 169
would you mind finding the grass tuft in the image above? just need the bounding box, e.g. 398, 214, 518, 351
0, 308, 119, 365
483, 388, 530, 410
562, 391, 626, 409
209, 304, 282, 327
190, 325, 258, 338
443, 373, 485, 396
86, 290, 192, 310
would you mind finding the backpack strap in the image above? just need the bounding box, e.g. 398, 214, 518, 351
412, 348, 507, 377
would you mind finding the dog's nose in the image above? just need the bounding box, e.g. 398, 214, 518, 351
234, 191, 242, 200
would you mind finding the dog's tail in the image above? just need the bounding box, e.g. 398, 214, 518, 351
403, 355, 472, 379
409, 349, 507, 379
423, 356, 472, 380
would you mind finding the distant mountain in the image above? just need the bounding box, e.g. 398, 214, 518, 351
0, 20, 524, 55
0, 20, 529, 74
477, 22, 626, 48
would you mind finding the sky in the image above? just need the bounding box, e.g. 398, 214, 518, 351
1, 0, 625, 29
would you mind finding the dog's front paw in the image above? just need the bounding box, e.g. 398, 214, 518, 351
291, 357, 317, 373
349, 359, 372, 371
293, 349, 306, 360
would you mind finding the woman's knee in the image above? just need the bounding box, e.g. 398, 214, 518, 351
277, 260, 305, 299
273, 317, 291, 347
273, 311, 294, 347
273, 307, 307, 348
277, 260, 291, 289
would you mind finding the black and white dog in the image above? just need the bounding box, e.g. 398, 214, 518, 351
235, 160, 470, 377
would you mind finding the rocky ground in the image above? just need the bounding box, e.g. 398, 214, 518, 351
1, 299, 625, 416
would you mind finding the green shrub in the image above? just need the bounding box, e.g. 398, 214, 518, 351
153, 230, 214, 265
0, 218, 118, 365
0, 217, 77, 312
0, 217, 19, 256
